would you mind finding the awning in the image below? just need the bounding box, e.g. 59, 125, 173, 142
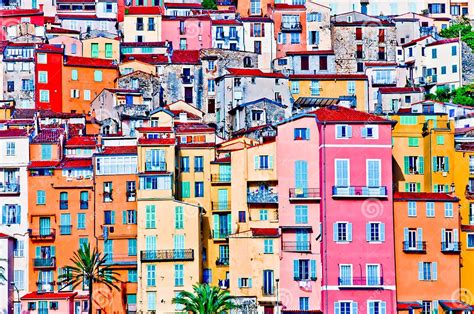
440, 300, 472, 311
397, 302, 422, 310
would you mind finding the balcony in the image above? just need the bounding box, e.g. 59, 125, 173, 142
0, 182, 20, 195
218, 278, 230, 289
212, 202, 231, 211
289, 188, 320, 200
216, 257, 229, 266
181, 75, 193, 85
212, 229, 230, 240
403, 241, 427, 253
247, 187, 278, 204
332, 186, 388, 198
441, 242, 461, 253
30, 228, 56, 241
59, 200, 68, 209
211, 174, 231, 184
215, 33, 240, 42
145, 162, 167, 172
248, 8, 263, 16
33, 257, 56, 269
262, 286, 275, 296
282, 241, 311, 252
338, 276, 383, 288
103, 254, 137, 266
80, 200, 88, 209
281, 22, 302, 33
59, 225, 72, 235
140, 249, 194, 262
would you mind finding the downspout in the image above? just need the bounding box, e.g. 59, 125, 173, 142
321, 120, 328, 313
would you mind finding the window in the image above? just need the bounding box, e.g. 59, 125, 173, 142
452, 64, 458, 73
147, 265, 156, 286
336, 125, 352, 139
408, 201, 417, 217
71, 69, 78, 81
310, 80, 320, 96
433, 156, 449, 172
94, 70, 103, 82
238, 211, 246, 222
175, 264, 184, 286
180, 156, 190, 172
334, 222, 352, 242
77, 213, 86, 229
404, 156, 424, 174
400, 116, 417, 125
105, 43, 113, 58
436, 135, 444, 145
452, 45, 457, 56
14, 239, 24, 257
38, 71, 48, 83
294, 128, 309, 140
194, 156, 204, 172
39, 90, 49, 102
367, 159, 381, 187
181, 181, 191, 198
238, 277, 252, 288
300, 56, 309, 70
264, 239, 273, 254
251, 110, 263, 121
147, 17, 155, 31
147, 292, 156, 311
362, 126, 378, 139
467, 234, 474, 248
255, 155, 272, 169
175, 206, 184, 229
123, 210, 136, 224
71, 43, 77, 54
347, 81, 356, 95
194, 182, 204, 197
368, 301, 386, 314
180, 38, 187, 50
104, 210, 115, 225
299, 297, 309, 310
128, 269, 137, 282
335, 159, 349, 187
418, 262, 437, 281
259, 209, 268, 221
426, 202, 435, 217
14, 270, 24, 290
208, 79, 215, 94
366, 222, 385, 242
441, 66, 447, 75
90, 43, 99, 58
445, 203, 453, 217
408, 137, 419, 147
83, 90, 91, 101
278, 33, 287, 44
208, 60, 215, 70
146, 205, 156, 229
295, 205, 308, 224
37, 53, 47, 64
290, 33, 300, 44
338, 265, 352, 286
59, 192, 68, 209
431, 48, 437, 59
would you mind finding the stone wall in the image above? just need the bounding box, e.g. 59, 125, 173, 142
462, 41, 474, 85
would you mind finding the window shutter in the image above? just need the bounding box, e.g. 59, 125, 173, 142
404, 182, 409, 192
433, 300, 439, 312
310, 260, 316, 280
122, 211, 127, 224
111, 211, 115, 224
366, 223, 370, 241
403, 227, 408, 241
336, 126, 341, 138
404, 156, 409, 174
334, 302, 340, 314
432, 262, 437, 280
261, 23, 265, 37
248, 278, 252, 287
347, 126, 352, 138
441, 228, 445, 243
454, 228, 459, 241
361, 127, 367, 138
347, 223, 353, 241
416, 182, 421, 192
36, 246, 41, 258
293, 259, 300, 280
51, 246, 56, 257
351, 302, 358, 314
418, 157, 424, 174
445, 157, 449, 171
237, 278, 242, 288
254, 156, 259, 169
417, 228, 423, 250
444, 184, 449, 192
269, 156, 273, 169
432, 157, 438, 172
381, 302, 386, 314
434, 184, 438, 192
418, 262, 423, 280
380, 223, 385, 241
333, 223, 338, 241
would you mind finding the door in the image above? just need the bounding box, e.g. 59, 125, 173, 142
39, 217, 51, 236
184, 87, 193, 104
295, 160, 308, 196
296, 230, 309, 251
219, 214, 229, 236
263, 270, 274, 295
218, 189, 228, 210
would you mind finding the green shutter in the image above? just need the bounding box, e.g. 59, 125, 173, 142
122, 211, 127, 224
418, 157, 424, 174
405, 183, 409, 192
182, 182, 190, 198
417, 182, 421, 192
445, 157, 449, 172
404, 156, 409, 174
433, 157, 438, 172
254, 156, 259, 169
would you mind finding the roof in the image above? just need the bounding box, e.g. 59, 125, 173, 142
121, 41, 167, 47
314, 106, 391, 123
57, 14, 98, 20
136, 127, 174, 133
35, 44, 64, 54
32, 128, 64, 144
211, 156, 231, 163
123, 50, 200, 65
294, 97, 339, 108
236, 97, 287, 109
426, 37, 459, 47
212, 19, 242, 25
100, 146, 137, 155
0, 232, 12, 238
56, 0, 95, 2
125, 6, 163, 15
226, 68, 285, 78
162, 15, 211, 21
164, 2, 202, 8
46, 27, 80, 34
402, 35, 432, 47
105, 88, 141, 94
12, 109, 84, 119
175, 123, 215, 133
28, 160, 60, 169
0, 129, 29, 138
233, 124, 275, 135
290, 74, 367, 80
397, 302, 422, 310
251, 228, 279, 238
60, 158, 93, 169
64, 56, 117, 68
286, 50, 334, 56
179, 142, 215, 148
0, 9, 43, 17
273, 3, 305, 10
65, 136, 96, 147
240, 17, 273, 23
364, 61, 397, 67
21, 292, 77, 300
394, 192, 458, 202
138, 137, 176, 145
439, 301, 472, 311
379, 87, 424, 94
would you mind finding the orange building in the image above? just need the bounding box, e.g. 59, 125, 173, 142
236, 0, 274, 18
394, 192, 468, 313
269, 4, 307, 58
62, 56, 118, 115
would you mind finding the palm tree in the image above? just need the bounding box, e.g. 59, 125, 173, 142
58, 243, 120, 314
172, 283, 237, 313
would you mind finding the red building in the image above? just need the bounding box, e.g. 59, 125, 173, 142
35, 44, 64, 113
0, 9, 44, 41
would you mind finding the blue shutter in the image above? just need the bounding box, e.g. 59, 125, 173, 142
351, 302, 358, 314
237, 278, 242, 288
254, 156, 259, 169
361, 127, 367, 137
432, 157, 438, 172
1, 205, 5, 224
51, 246, 56, 257
381, 302, 386, 314
417, 228, 423, 250
380, 223, 385, 241
269, 156, 274, 169
248, 278, 252, 287
16, 206, 20, 224
347, 223, 353, 241
293, 260, 299, 280
333, 223, 338, 241
310, 260, 316, 280
432, 262, 437, 280
366, 223, 370, 241
122, 211, 127, 224
418, 262, 423, 280
335, 302, 340, 314
403, 227, 408, 241
418, 157, 424, 174
111, 211, 115, 224
347, 126, 352, 138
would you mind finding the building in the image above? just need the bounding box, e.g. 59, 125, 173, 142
35, 45, 64, 112
48, 35, 82, 57
212, 19, 245, 51
270, 4, 307, 58
305, 1, 331, 51
162, 15, 212, 51
241, 17, 276, 71
122, 6, 163, 43
315, 106, 397, 314
377, 87, 425, 113
81, 35, 120, 61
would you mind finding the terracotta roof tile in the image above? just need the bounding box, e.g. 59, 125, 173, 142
226, 68, 285, 78
175, 123, 215, 133
123, 50, 200, 64
274, 3, 305, 9
64, 56, 117, 68
28, 161, 60, 169
0, 9, 43, 17
402, 35, 432, 47
60, 158, 92, 169
426, 37, 459, 47
286, 50, 334, 56
212, 19, 242, 25
313, 106, 390, 123
251, 228, 279, 237
100, 146, 137, 155
394, 192, 458, 201
0, 129, 29, 138
46, 27, 80, 34
379, 87, 424, 94
290, 74, 367, 80
138, 138, 176, 145
32, 128, 64, 143
21, 292, 77, 300
164, 2, 202, 8
65, 136, 96, 147
136, 127, 174, 133
125, 6, 164, 15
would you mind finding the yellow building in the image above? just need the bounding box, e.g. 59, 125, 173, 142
119, 60, 157, 76
123, 7, 162, 43
391, 113, 454, 193
82, 36, 120, 61
288, 74, 368, 111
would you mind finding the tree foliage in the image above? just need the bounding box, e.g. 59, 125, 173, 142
439, 17, 474, 50
427, 84, 474, 106
202, 0, 217, 10
172, 283, 237, 314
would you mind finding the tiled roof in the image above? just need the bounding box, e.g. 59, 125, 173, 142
138, 138, 176, 145
397, 302, 422, 310
212, 19, 242, 25
136, 127, 174, 133
57, 0, 95, 2
251, 228, 279, 237
364, 61, 397, 67
21, 292, 77, 300
0, 9, 43, 17
241, 17, 273, 23
57, 14, 98, 20
125, 6, 163, 15
164, 2, 202, 8
226, 68, 285, 78
402, 35, 432, 47
273, 3, 305, 10
426, 37, 459, 47
313, 106, 390, 123
12, 109, 84, 119
100, 146, 137, 155
64, 56, 117, 68
394, 192, 458, 201
233, 124, 273, 135
169, 110, 201, 120
290, 74, 367, 80
162, 15, 211, 21
439, 301, 472, 311
105, 88, 141, 94
123, 50, 200, 64
121, 41, 167, 47
32, 128, 64, 143
60, 158, 93, 169
35, 44, 64, 53
175, 123, 215, 133
286, 50, 334, 56
211, 156, 231, 163
46, 27, 80, 34
379, 87, 424, 94
0, 233, 12, 238
28, 161, 60, 169
65, 136, 96, 147
0, 129, 29, 138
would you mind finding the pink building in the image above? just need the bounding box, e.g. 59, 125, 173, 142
161, 15, 212, 50
48, 35, 83, 56
315, 106, 396, 314
20, 291, 80, 313
276, 114, 321, 313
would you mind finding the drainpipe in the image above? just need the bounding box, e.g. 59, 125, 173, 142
321, 120, 328, 313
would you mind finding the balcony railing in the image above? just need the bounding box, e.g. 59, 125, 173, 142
441, 241, 461, 253
30, 228, 56, 241
0, 182, 20, 194
262, 286, 275, 296
140, 249, 194, 262
281, 22, 302, 32
212, 229, 230, 240
59, 225, 72, 235
212, 202, 231, 211
289, 188, 320, 200
216, 257, 229, 266
332, 186, 387, 198
59, 200, 68, 209
33, 257, 56, 269
103, 254, 137, 265
211, 174, 231, 183
247, 189, 278, 204
403, 241, 427, 253
218, 278, 230, 289
282, 241, 311, 252
145, 162, 167, 172
338, 276, 383, 287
